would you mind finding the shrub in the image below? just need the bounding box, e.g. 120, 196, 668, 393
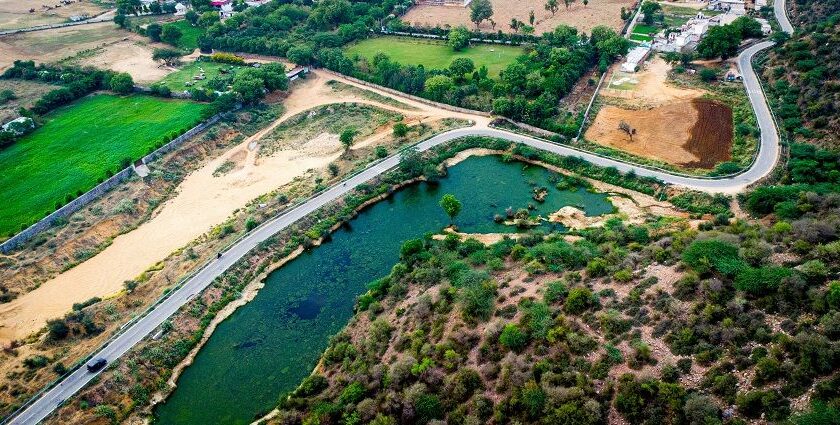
499, 323, 529, 352
564, 287, 594, 314
681, 239, 744, 276
734, 266, 791, 295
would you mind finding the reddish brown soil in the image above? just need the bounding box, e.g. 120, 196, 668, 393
683, 98, 732, 168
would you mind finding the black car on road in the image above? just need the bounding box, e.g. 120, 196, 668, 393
86, 358, 107, 372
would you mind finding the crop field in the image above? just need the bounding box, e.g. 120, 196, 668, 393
156, 60, 246, 92
345, 36, 523, 78
0, 94, 209, 236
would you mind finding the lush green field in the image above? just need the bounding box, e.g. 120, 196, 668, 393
0, 94, 209, 236
157, 60, 245, 92
345, 36, 523, 78
167, 20, 203, 50
630, 33, 654, 42
632, 24, 658, 35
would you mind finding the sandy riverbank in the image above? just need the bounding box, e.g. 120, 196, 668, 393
0, 71, 486, 342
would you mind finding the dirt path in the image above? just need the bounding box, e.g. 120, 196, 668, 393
0, 71, 486, 342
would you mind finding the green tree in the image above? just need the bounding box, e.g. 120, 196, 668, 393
152, 48, 184, 66
198, 10, 220, 27
439, 194, 462, 223
448, 57, 475, 79
185, 9, 199, 25
447, 25, 471, 51
161, 24, 183, 46
697, 25, 740, 59
392, 122, 409, 138
545, 0, 559, 15
146, 23, 162, 41
109, 73, 134, 94
469, 0, 493, 28
424, 75, 454, 102
340, 128, 356, 152
259, 62, 290, 91
113, 13, 127, 28
232, 76, 265, 104
640, 1, 661, 25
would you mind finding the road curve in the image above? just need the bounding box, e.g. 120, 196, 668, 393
775, 0, 794, 34
6, 37, 782, 425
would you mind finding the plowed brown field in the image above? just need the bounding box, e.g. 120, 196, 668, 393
584, 98, 732, 168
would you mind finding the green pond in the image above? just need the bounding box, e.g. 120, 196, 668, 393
154, 155, 613, 424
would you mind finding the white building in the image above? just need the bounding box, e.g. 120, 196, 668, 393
174, 2, 187, 15
220, 2, 234, 18
654, 12, 710, 52
708, 0, 746, 15
621, 45, 652, 72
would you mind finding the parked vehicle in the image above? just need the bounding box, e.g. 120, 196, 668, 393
86, 358, 107, 372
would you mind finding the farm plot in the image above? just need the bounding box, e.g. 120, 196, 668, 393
402, 0, 633, 35
584, 99, 732, 168
586, 56, 734, 170
0, 0, 107, 31
345, 36, 523, 78
0, 94, 209, 236
0, 22, 131, 70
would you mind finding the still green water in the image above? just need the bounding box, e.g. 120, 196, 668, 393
154, 155, 613, 424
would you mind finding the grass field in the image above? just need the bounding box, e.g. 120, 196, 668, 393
0, 94, 209, 236
345, 36, 523, 78
156, 60, 245, 91
630, 33, 654, 42
166, 20, 202, 50
632, 24, 658, 35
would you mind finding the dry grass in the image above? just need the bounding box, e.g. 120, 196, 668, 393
402, 0, 633, 35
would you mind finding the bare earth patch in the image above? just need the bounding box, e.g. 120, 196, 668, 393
402, 0, 632, 35
0, 0, 107, 31
68, 40, 173, 84
0, 22, 131, 71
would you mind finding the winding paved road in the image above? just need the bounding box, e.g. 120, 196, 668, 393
6, 14, 794, 425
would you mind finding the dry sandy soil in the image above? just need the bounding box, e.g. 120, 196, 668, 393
0, 21, 130, 70
0, 71, 489, 342
68, 39, 174, 83
600, 57, 705, 108
402, 0, 634, 35
586, 57, 732, 168
0, 19, 173, 82
0, 0, 108, 31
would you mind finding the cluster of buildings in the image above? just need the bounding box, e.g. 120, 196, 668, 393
652, 2, 771, 53
141, 0, 271, 19
619, 0, 772, 72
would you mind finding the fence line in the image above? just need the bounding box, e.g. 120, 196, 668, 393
320, 69, 492, 118
0, 113, 224, 254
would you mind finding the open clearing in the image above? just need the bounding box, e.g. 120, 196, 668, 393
0, 22, 131, 70
0, 79, 59, 123
584, 98, 732, 168
0, 94, 208, 236
344, 36, 523, 77
0, 0, 107, 31
586, 57, 733, 168
402, 0, 632, 35
164, 19, 202, 50
156, 60, 247, 92
63, 39, 172, 83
